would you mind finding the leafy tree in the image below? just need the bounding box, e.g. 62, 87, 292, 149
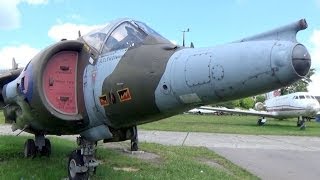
214, 99, 240, 109
255, 95, 266, 103
239, 97, 254, 109
281, 68, 315, 95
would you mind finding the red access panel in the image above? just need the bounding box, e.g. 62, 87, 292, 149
43, 51, 78, 115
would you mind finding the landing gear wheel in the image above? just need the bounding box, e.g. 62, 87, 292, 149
131, 141, 138, 151
131, 126, 139, 151
68, 150, 88, 180
24, 139, 36, 158
297, 120, 302, 127
299, 120, 306, 130
257, 119, 265, 126
40, 138, 51, 157
300, 123, 306, 130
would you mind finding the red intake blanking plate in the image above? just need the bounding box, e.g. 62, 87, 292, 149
43, 51, 78, 115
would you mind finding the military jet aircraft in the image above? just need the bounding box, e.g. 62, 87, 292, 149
0, 18, 311, 179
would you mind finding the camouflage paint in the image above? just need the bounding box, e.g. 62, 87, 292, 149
101, 41, 177, 128
0, 18, 312, 142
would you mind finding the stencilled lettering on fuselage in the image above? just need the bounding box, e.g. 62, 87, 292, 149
83, 49, 127, 124
97, 54, 124, 65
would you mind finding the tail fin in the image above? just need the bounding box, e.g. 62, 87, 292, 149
266, 89, 281, 100
11, 58, 18, 70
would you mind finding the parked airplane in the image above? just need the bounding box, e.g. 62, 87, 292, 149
0, 18, 311, 179
187, 108, 216, 115
199, 91, 320, 129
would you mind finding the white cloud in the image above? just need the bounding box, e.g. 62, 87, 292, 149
0, 45, 39, 69
0, 0, 47, 30
0, 1, 20, 30
307, 29, 320, 95
310, 30, 320, 62
48, 23, 105, 41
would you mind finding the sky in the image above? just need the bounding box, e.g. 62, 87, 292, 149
0, 0, 320, 94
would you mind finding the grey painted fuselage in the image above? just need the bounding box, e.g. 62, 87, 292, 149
1, 18, 311, 142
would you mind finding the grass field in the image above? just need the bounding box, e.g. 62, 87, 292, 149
1, 111, 320, 136
0, 136, 256, 180
0, 111, 4, 124
140, 114, 320, 136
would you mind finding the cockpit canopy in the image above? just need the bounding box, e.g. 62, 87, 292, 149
82, 18, 171, 54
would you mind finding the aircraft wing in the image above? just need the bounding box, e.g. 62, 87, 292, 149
0, 69, 22, 105
199, 106, 277, 118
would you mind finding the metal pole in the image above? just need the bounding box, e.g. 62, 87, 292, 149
182, 28, 189, 47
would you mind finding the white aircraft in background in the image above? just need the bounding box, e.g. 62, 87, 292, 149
199, 90, 320, 129
187, 108, 216, 115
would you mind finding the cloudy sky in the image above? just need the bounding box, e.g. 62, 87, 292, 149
0, 0, 320, 94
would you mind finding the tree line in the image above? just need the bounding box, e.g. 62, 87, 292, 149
214, 68, 315, 109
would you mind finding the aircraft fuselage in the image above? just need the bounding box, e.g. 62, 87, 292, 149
2, 18, 311, 142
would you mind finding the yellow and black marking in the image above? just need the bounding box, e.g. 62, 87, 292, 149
99, 95, 109, 106
117, 88, 132, 102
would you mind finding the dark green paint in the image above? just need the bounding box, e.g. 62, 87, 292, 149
102, 43, 176, 128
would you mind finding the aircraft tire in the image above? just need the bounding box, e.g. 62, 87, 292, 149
131, 141, 138, 151
131, 126, 139, 151
300, 124, 306, 130
24, 139, 36, 158
257, 119, 264, 126
40, 138, 51, 157
297, 122, 302, 127
68, 150, 89, 180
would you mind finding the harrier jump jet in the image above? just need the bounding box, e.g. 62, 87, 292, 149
0, 18, 311, 179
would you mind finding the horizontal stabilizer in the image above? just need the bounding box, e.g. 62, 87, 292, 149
234, 19, 307, 43
0, 69, 22, 106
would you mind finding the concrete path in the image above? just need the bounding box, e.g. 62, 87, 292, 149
138, 131, 320, 180
1, 125, 320, 180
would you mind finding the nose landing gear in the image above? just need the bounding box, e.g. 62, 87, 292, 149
67, 137, 99, 180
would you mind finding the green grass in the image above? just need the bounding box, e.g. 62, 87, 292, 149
2, 111, 320, 136
0, 111, 4, 124
140, 114, 320, 136
0, 136, 256, 180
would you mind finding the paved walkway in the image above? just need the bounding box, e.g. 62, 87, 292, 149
1, 125, 320, 180
138, 131, 320, 180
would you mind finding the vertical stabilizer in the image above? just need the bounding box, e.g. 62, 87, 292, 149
12, 58, 18, 70
266, 89, 281, 100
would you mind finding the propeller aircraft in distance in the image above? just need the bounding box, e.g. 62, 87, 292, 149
0, 18, 312, 179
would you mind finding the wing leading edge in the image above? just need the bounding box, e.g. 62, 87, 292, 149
199, 106, 278, 118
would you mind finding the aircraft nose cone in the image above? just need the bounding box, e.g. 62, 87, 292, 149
292, 44, 311, 77
306, 104, 320, 116
312, 104, 320, 113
